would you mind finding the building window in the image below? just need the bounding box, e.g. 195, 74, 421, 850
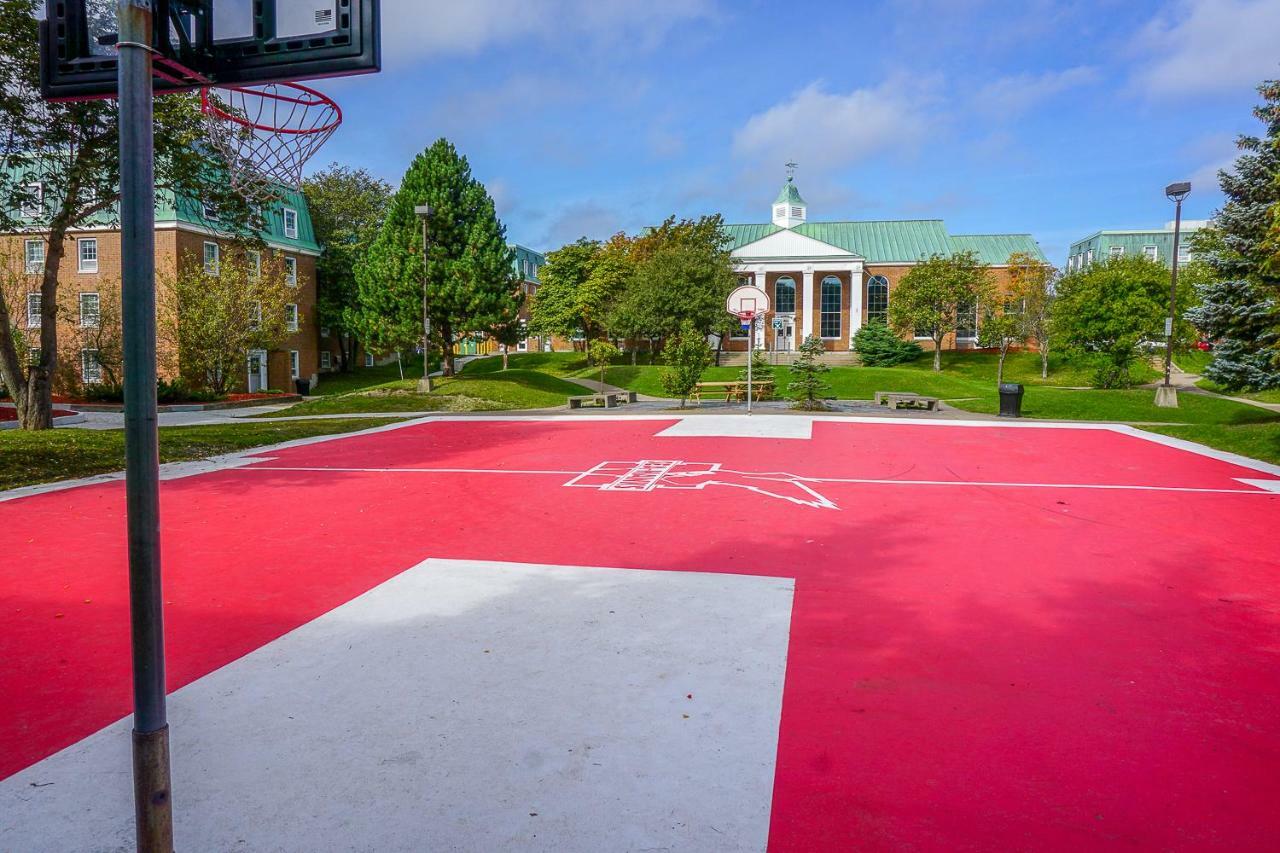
24, 239, 44, 274
866, 275, 889, 324
1086, 249, 1094, 265
27, 346, 40, 366
289, 350, 300, 379
320, 326, 330, 338
364, 352, 374, 368
1109, 246, 1124, 258
1144, 245, 1158, 261
284, 255, 298, 287
285, 303, 299, 332
283, 207, 298, 239
79, 292, 100, 327
26, 292, 41, 328
202, 201, 219, 221
22, 182, 42, 218
249, 250, 262, 280
81, 349, 103, 384
320, 350, 332, 369
77, 238, 99, 273
956, 298, 978, 340
774, 276, 796, 314
820, 276, 841, 338
249, 301, 261, 330
203, 241, 220, 274
1177, 243, 1191, 264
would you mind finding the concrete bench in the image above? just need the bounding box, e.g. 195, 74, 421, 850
568, 390, 636, 409
878, 392, 939, 411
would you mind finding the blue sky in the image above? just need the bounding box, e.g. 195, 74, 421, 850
316, 0, 1280, 262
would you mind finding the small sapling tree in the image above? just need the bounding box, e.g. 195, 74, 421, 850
659, 323, 712, 407
789, 334, 832, 410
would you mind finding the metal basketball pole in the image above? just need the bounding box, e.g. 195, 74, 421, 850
118, 1, 174, 850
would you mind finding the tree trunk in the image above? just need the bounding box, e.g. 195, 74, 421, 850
631, 348, 637, 366
440, 321, 455, 376
932, 337, 943, 372
501, 346, 509, 371
997, 349, 1006, 385
1040, 342, 1049, 379
714, 334, 723, 367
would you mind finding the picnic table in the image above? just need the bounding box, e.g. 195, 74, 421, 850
692, 380, 775, 405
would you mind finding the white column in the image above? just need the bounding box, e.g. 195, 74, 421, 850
847, 265, 863, 346
801, 267, 814, 340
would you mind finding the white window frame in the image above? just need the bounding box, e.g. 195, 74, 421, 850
249, 250, 262, 280
202, 201, 219, 221
320, 350, 332, 370
24, 239, 44, 274
203, 241, 220, 274
1109, 246, 1124, 258
284, 255, 298, 287
79, 292, 100, 328
1176, 243, 1191, 264
289, 350, 300, 380
81, 348, 102, 384
320, 325, 330, 338
282, 207, 299, 239
22, 182, 43, 218
364, 352, 374, 368
1143, 245, 1158, 261
249, 301, 262, 330
285, 303, 299, 332
78, 237, 99, 273
26, 292, 41, 328
1086, 249, 1094, 265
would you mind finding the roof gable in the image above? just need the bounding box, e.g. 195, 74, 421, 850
732, 226, 861, 259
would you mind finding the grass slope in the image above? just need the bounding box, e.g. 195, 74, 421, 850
0, 418, 400, 491
1143, 422, 1280, 466
267, 370, 587, 416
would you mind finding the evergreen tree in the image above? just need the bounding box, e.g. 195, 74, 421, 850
350, 138, 518, 377
853, 320, 923, 366
789, 334, 832, 410
1185, 79, 1280, 391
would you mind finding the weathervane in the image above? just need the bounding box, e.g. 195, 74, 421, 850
785, 161, 798, 182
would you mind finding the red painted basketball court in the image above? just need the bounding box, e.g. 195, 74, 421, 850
2, 414, 1279, 850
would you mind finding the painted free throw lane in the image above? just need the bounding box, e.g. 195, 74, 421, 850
2, 417, 1279, 850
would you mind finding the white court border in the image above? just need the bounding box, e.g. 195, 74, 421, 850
4, 412, 1279, 503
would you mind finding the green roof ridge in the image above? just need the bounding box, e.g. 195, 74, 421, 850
774, 179, 806, 205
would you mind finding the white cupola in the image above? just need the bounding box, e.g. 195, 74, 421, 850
771, 171, 807, 228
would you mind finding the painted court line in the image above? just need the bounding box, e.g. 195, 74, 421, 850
245, 464, 1280, 496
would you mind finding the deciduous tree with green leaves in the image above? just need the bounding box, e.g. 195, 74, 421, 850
587, 338, 620, 390
0, 0, 257, 429
659, 323, 712, 407
627, 215, 738, 348
1005, 251, 1057, 379
351, 138, 518, 378
888, 250, 992, 372
302, 163, 392, 372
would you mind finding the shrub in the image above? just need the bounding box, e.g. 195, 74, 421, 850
659, 323, 712, 407
81, 382, 125, 403
157, 378, 219, 404
790, 335, 832, 410
853, 321, 923, 366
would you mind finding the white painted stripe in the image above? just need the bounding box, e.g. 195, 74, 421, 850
658, 415, 814, 439
243, 465, 1279, 496
0, 559, 794, 852
1237, 478, 1280, 493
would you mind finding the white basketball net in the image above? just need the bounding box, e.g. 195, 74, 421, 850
200, 83, 341, 203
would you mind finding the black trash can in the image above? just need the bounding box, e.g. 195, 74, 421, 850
294, 378, 310, 397
998, 382, 1024, 418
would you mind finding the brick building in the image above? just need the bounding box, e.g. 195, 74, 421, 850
723, 176, 1046, 352
6, 186, 321, 393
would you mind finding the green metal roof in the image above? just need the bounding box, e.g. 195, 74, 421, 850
774, 180, 806, 206
165, 186, 321, 254
511, 243, 545, 283
948, 234, 1046, 264
724, 219, 1043, 264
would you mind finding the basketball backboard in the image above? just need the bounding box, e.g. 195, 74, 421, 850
40, 0, 381, 100
727, 284, 770, 320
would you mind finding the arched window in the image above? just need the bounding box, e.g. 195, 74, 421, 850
774, 276, 796, 313
820, 276, 842, 338
866, 275, 889, 324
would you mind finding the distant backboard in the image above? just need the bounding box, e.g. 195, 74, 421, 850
40, 0, 381, 100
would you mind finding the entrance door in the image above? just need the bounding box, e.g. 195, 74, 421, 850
775, 316, 795, 352
247, 350, 268, 392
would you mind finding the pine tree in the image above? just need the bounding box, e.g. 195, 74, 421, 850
852, 320, 923, 366
789, 334, 831, 410
1185, 80, 1280, 391
350, 138, 518, 377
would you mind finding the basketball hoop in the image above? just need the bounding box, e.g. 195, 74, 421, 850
200, 82, 341, 202
726, 284, 770, 321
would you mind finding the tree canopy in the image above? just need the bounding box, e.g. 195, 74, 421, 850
888, 250, 992, 371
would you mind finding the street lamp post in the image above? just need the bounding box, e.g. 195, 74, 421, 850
1156, 181, 1190, 408
415, 204, 434, 393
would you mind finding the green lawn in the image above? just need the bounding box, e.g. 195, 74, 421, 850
1195, 378, 1280, 404
0, 418, 400, 491
310, 354, 437, 397
1143, 422, 1280, 466
1173, 349, 1215, 374
264, 370, 588, 416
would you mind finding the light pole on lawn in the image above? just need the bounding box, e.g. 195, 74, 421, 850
415, 204, 434, 393
1156, 181, 1191, 408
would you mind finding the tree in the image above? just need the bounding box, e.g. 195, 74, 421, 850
159, 248, 294, 395
888, 251, 992, 371
977, 294, 1029, 386
852, 320, 923, 366
659, 323, 712, 407
1006, 251, 1057, 379
351, 138, 518, 377
627, 215, 738, 345
789, 334, 832, 410
587, 338, 620, 390
302, 163, 392, 372
1184, 79, 1280, 391
1053, 255, 1190, 388
0, 0, 257, 429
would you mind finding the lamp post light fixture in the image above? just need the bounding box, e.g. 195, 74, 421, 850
415, 204, 434, 393
1156, 181, 1191, 408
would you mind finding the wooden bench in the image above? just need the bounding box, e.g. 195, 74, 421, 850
692, 380, 774, 405
875, 391, 940, 411
568, 390, 637, 409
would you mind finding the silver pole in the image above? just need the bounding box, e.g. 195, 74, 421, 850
746, 316, 753, 415
118, 1, 173, 850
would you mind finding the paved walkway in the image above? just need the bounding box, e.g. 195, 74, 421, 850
1156, 363, 1280, 413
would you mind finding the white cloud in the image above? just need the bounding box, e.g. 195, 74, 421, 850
1182, 132, 1238, 193
974, 66, 1100, 116
1130, 0, 1280, 96
381, 0, 718, 63
731, 78, 937, 179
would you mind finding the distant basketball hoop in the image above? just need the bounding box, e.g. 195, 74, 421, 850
726, 284, 770, 321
